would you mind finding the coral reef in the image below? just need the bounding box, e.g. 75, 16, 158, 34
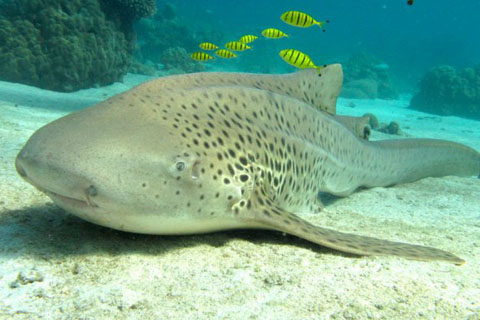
378, 121, 401, 135
410, 65, 480, 119
133, 3, 220, 73
0, 0, 133, 92
359, 113, 401, 135
102, 0, 156, 20
159, 47, 205, 74
341, 79, 378, 99
342, 53, 398, 100
129, 60, 157, 76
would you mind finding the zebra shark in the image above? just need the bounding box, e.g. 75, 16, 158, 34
15, 65, 479, 264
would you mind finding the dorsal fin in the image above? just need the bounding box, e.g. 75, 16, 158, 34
129, 64, 343, 115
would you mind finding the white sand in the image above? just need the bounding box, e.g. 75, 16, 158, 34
0, 77, 479, 319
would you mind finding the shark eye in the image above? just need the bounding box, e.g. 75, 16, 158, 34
175, 161, 186, 171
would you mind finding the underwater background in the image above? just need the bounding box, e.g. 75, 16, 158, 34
1, 1, 480, 319
1, 0, 480, 118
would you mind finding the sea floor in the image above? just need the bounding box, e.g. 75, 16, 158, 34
0, 75, 479, 319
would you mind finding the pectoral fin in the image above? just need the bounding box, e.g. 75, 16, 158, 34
234, 188, 465, 265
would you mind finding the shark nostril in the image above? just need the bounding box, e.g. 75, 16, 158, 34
86, 185, 98, 197
85, 185, 99, 207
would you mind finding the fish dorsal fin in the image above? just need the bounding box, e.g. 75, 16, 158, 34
233, 187, 464, 265
133, 64, 343, 115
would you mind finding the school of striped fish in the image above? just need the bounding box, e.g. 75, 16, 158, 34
190, 10, 328, 74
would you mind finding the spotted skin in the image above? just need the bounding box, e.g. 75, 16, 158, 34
16, 65, 479, 265
128, 67, 342, 114
236, 188, 466, 263
123, 67, 367, 139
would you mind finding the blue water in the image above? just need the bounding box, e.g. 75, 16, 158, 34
166, 0, 480, 89
0, 0, 478, 112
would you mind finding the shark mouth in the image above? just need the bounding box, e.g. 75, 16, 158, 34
45, 190, 91, 208
15, 157, 99, 208
43, 185, 99, 209
23, 178, 99, 209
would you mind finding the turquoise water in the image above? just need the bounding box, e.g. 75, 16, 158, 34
133, 0, 480, 118
165, 0, 480, 82
1, 0, 479, 118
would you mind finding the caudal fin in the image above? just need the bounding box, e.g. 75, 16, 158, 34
317, 20, 329, 32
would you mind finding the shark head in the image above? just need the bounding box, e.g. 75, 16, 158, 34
14, 68, 344, 235
15, 91, 246, 234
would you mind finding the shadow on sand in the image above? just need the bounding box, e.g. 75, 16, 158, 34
0, 203, 354, 260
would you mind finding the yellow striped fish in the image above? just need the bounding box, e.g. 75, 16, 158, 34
279, 49, 324, 74
199, 42, 219, 50
215, 49, 237, 59
239, 35, 258, 44
190, 52, 215, 61
261, 28, 289, 39
225, 41, 252, 51
280, 11, 329, 31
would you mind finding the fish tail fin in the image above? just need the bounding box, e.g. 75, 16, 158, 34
314, 65, 325, 76
317, 20, 329, 32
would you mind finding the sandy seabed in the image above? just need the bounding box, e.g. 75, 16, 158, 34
0, 76, 479, 319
